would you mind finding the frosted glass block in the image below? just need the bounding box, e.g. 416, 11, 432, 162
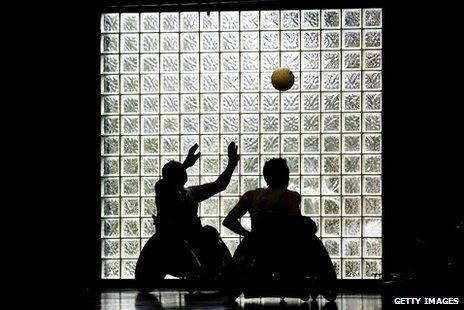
241, 53, 259, 71
343, 93, 361, 111
364, 30, 382, 48
160, 136, 180, 155
241, 11, 259, 30
220, 32, 239, 51
121, 219, 140, 237
322, 197, 340, 216
224, 176, 239, 195
201, 135, 219, 154
142, 116, 159, 134
322, 72, 340, 90
281, 31, 299, 50
261, 31, 279, 50
121, 34, 139, 53
200, 11, 219, 31
363, 113, 381, 132
201, 156, 220, 175
302, 134, 320, 153
322, 176, 340, 195
241, 176, 259, 194
141, 34, 159, 53
363, 155, 381, 174
261, 93, 279, 111
142, 218, 156, 237
281, 52, 300, 70
160, 12, 178, 31
343, 260, 361, 278
142, 157, 159, 175
122, 260, 137, 279
364, 238, 382, 257
343, 9, 361, 28
322, 52, 340, 70
122, 137, 139, 155
221, 53, 239, 72
201, 74, 219, 92
322, 114, 340, 132
282, 135, 300, 153
102, 239, 120, 258
201, 115, 219, 133
302, 197, 320, 215
343, 134, 361, 153
180, 33, 199, 52
343, 218, 361, 236
122, 178, 140, 196
343, 239, 361, 257
343, 155, 361, 174
322, 31, 340, 49
101, 55, 119, 73
201, 33, 219, 51
302, 31, 320, 49
261, 52, 280, 71
323, 239, 340, 257
200, 94, 218, 113
181, 95, 199, 113
181, 115, 199, 134
160, 54, 178, 73
181, 136, 199, 155
241, 156, 259, 174
141, 75, 159, 93
122, 116, 139, 134
363, 176, 381, 194
343, 30, 361, 49
241, 32, 259, 51
102, 96, 119, 114
364, 9, 382, 28
261, 74, 276, 91
101, 34, 119, 53
261, 135, 279, 153
102, 178, 119, 197
141, 96, 158, 114
302, 52, 320, 70
122, 198, 140, 216
261, 11, 279, 29
343, 197, 361, 215
161, 115, 179, 134
323, 155, 340, 174
102, 260, 120, 279
343, 113, 361, 132
323, 94, 340, 112
363, 134, 381, 153
101, 14, 119, 33
102, 116, 119, 135
366, 261, 386, 281
286, 156, 300, 174
180, 74, 199, 92
141, 55, 158, 73
302, 94, 320, 111
121, 75, 139, 93
302, 114, 319, 132
302, 155, 320, 174
302, 10, 319, 29
201, 53, 219, 72
102, 75, 119, 94
102, 198, 119, 217
281, 10, 299, 29
343, 72, 361, 90
242, 114, 259, 133
160, 33, 178, 52
241, 94, 258, 112
121, 13, 138, 32
161, 74, 179, 92
364, 196, 382, 215
102, 219, 120, 237
201, 198, 219, 216
322, 218, 340, 236
301, 176, 319, 195
221, 11, 239, 30
343, 176, 361, 195
102, 137, 119, 155
282, 114, 300, 132
343, 51, 361, 69
364, 51, 382, 69
322, 10, 340, 28
141, 13, 159, 31
181, 54, 199, 72
281, 93, 299, 112
181, 12, 198, 31
241, 136, 259, 154
249, 73, 270, 92
221, 115, 239, 133
364, 218, 382, 237
222, 73, 240, 92
121, 157, 139, 175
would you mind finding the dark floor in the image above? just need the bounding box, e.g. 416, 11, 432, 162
95, 289, 382, 309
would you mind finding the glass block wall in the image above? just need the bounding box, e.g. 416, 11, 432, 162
100, 9, 382, 279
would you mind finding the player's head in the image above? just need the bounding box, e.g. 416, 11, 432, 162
162, 161, 187, 186
263, 158, 290, 188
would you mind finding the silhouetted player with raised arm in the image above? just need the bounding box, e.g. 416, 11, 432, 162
135, 142, 240, 292
223, 158, 337, 301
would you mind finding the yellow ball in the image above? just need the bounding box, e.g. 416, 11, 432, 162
271, 67, 295, 91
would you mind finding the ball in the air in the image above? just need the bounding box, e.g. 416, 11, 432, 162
271, 67, 294, 91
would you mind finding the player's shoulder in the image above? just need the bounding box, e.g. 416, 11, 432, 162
286, 189, 301, 199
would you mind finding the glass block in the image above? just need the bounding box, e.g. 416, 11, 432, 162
181, 54, 199, 72
141, 13, 159, 31
201, 74, 219, 92
363, 176, 381, 194
364, 238, 382, 257
281, 31, 299, 50
122, 116, 139, 134
241, 94, 258, 112
141, 96, 158, 114
282, 135, 299, 153
242, 73, 260, 92
241, 156, 259, 175
343, 30, 361, 49
261, 52, 280, 71
302, 134, 320, 153
281, 52, 300, 70
343, 92, 361, 111
322, 114, 340, 132
323, 197, 340, 215
242, 114, 259, 133
102, 219, 120, 237
121, 75, 139, 93
101, 34, 119, 53
101, 75, 119, 94
221, 53, 239, 72
201, 135, 219, 154
102, 116, 119, 135
121, 34, 139, 53
364, 196, 382, 215
302, 176, 320, 195
102, 178, 119, 196
302, 10, 319, 29
343, 197, 361, 215
343, 9, 361, 28
182, 94, 199, 113
121, 157, 139, 176
142, 157, 159, 175
363, 30, 382, 48
122, 178, 139, 196
363, 259, 381, 278
142, 218, 156, 237
363, 134, 381, 153
102, 260, 120, 279
364, 9, 382, 28
301, 52, 319, 71
101, 13, 119, 33
322, 72, 340, 90
122, 239, 140, 258
343, 113, 361, 132
121, 260, 137, 279
160, 54, 178, 73
363, 113, 382, 132
121, 13, 138, 32
322, 10, 340, 28
161, 136, 179, 154
364, 51, 382, 69
302, 31, 320, 50
240, 11, 259, 30
302, 197, 320, 215
343, 134, 361, 153
343, 239, 361, 257
343, 218, 361, 236
160, 33, 179, 52
241, 135, 259, 154
142, 116, 159, 134
102, 96, 119, 114
102, 239, 120, 258
121, 218, 140, 238
363, 218, 381, 237
322, 52, 340, 70
343, 176, 361, 195
240, 32, 259, 51
282, 114, 300, 132
363, 155, 381, 174
221, 115, 239, 133
102, 198, 119, 217
201, 156, 219, 175
181, 33, 199, 53
261, 135, 279, 153
261, 31, 279, 50
201, 53, 219, 72
181, 115, 199, 134
302, 155, 320, 174
101, 55, 119, 74
322, 93, 340, 111
160, 74, 178, 92
343, 51, 361, 69
322, 176, 340, 195
160, 12, 178, 32
161, 95, 179, 113
141, 135, 159, 155
121, 96, 138, 114
343, 155, 361, 174
224, 176, 239, 195
281, 10, 299, 29
322, 31, 340, 49
179, 12, 198, 31
323, 238, 340, 257
181, 74, 199, 92
261, 93, 279, 111
302, 114, 319, 132
241, 176, 259, 194
200, 198, 219, 216
201, 115, 219, 133
181, 136, 199, 155
141, 75, 160, 93
343, 260, 361, 278
302, 94, 320, 111
102, 137, 119, 155
140, 56, 158, 74
322, 218, 340, 236
322, 155, 340, 174
142, 177, 156, 196
285, 156, 299, 174
363, 72, 382, 90
261, 11, 279, 29
141, 34, 159, 53
343, 72, 361, 90
222, 73, 240, 92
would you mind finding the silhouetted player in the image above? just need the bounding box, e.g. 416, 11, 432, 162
223, 158, 337, 301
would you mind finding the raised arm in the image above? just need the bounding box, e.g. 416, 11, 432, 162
189, 142, 240, 202
223, 191, 253, 237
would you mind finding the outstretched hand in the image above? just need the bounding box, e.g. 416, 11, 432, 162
227, 142, 240, 166
183, 143, 201, 168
